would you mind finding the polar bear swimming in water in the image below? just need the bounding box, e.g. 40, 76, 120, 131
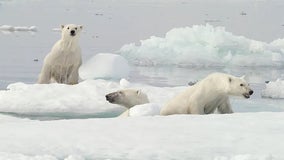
160, 72, 253, 115
38, 24, 83, 84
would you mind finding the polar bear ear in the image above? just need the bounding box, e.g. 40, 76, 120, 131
79, 25, 83, 30
61, 25, 65, 30
240, 75, 246, 80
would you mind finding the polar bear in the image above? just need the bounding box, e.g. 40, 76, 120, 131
105, 89, 149, 117
160, 72, 253, 115
38, 24, 83, 84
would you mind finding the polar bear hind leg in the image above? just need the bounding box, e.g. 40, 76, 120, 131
38, 65, 51, 84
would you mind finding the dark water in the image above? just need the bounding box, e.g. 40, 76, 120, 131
0, 111, 122, 120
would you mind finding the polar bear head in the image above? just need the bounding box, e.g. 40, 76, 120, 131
60, 24, 83, 40
105, 89, 149, 109
227, 76, 253, 98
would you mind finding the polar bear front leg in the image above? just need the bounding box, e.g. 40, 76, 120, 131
188, 101, 205, 114
67, 66, 79, 85
38, 64, 51, 84
217, 99, 233, 114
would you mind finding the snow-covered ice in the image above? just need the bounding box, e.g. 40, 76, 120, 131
0, 80, 126, 118
119, 78, 131, 88
129, 103, 161, 116
0, 79, 182, 118
0, 79, 283, 119
79, 53, 130, 80
0, 113, 283, 159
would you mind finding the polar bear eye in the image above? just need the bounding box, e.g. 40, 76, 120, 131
75, 27, 77, 30
240, 84, 244, 86
67, 27, 70, 30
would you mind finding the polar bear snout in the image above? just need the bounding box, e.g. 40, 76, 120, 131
105, 93, 114, 103
70, 30, 76, 36
105, 92, 119, 103
243, 89, 253, 99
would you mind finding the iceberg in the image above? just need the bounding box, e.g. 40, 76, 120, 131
119, 24, 284, 67
79, 53, 130, 80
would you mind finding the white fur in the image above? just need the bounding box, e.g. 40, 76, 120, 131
38, 24, 83, 84
160, 72, 253, 115
118, 110, 130, 117
105, 89, 149, 117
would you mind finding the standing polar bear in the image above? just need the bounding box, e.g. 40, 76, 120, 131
160, 72, 253, 115
38, 24, 83, 84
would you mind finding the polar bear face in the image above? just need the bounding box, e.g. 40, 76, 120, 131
105, 89, 149, 109
228, 76, 253, 98
61, 24, 83, 40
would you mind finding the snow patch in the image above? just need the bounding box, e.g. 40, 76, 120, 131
213, 154, 274, 160
129, 103, 161, 116
79, 53, 130, 80
0, 152, 57, 160
0, 25, 37, 32
0, 80, 126, 116
52, 28, 61, 32
120, 78, 131, 88
0, 113, 283, 159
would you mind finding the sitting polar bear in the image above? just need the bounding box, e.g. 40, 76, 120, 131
160, 72, 253, 115
38, 24, 83, 84
105, 89, 149, 117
